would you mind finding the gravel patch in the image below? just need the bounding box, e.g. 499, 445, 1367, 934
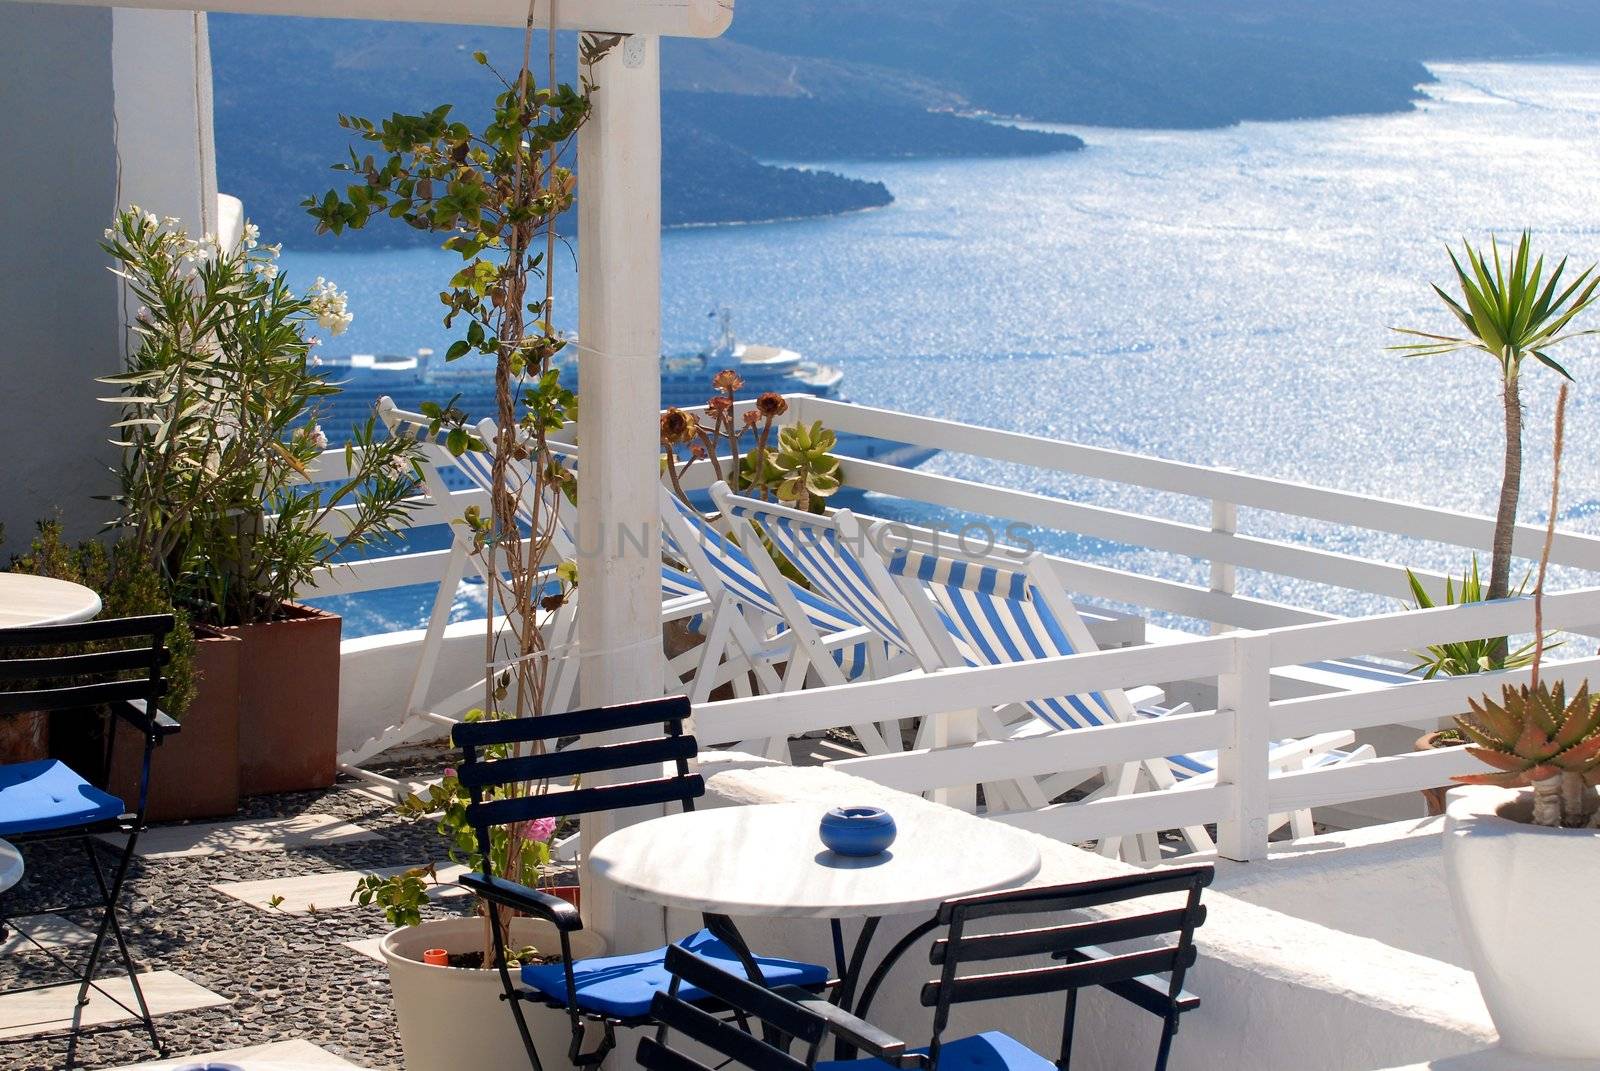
0, 756, 464, 1070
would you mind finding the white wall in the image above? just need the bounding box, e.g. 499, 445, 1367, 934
0, 4, 216, 553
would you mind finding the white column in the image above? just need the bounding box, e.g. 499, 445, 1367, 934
112, 10, 217, 237
575, 33, 665, 950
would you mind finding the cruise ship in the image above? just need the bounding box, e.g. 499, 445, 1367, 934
312, 313, 936, 468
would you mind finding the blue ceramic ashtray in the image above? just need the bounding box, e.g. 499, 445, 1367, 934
820, 806, 897, 856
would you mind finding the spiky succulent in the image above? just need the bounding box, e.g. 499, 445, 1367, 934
1455, 681, 1600, 785
1453, 681, 1600, 826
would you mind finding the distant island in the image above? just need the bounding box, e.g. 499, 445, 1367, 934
209, 0, 1600, 247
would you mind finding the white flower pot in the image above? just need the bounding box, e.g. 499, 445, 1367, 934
382, 916, 608, 1071
1444, 785, 1600, 1058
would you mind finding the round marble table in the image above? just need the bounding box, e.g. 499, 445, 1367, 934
590, 801, 1041, 919
0, 839, 22, 894
0, 574, 102, 628
590, 800, 1041, 1033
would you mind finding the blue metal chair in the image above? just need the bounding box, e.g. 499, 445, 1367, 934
638, 943, 924, 1071
452, 695, 831, 1070
0, 614, 179, 1067
838, 866, 1213, 1071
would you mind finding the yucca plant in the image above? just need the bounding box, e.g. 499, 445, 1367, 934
1452, 384, 1599, 827
1404, 559, 1541, 679
1391, 233, 1598, 665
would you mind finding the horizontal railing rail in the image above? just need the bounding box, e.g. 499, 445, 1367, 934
792, 395, 1600, 573
692, 583, 1600, 861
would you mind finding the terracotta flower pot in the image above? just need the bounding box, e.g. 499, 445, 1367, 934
223, 602, 341, 795
1414, 730, 1468, 816
382, 916, 606, 1071
107, 626, 242, 822
544, 884, 581, 910
0, 711, 49, 764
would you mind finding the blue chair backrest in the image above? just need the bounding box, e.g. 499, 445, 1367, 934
452, 697, 702, 870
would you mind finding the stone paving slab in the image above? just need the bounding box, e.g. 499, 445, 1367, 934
212, 863, 469, 914
107, 815, 380, 859
0, 913, 95, 955
104, 1038, 373, 1069
343, 936, 387, 963
0, 970, 229, 1040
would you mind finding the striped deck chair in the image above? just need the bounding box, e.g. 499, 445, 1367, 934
659, 486, 897, 756
710, 482, 950, 758
871, 531, 1375, 857
464, 419, 720, 699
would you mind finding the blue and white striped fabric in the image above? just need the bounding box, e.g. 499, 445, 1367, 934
723, 502, 911, 652
662, 494, 860, 636
885, 546, 1116, 732
453, 447, 708, 607
1129, 707, 1358, 780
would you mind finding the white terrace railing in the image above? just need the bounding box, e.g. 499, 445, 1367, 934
692, 586, 1600, 861
297, 395, 1600, 857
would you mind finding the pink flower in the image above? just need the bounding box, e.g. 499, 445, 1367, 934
442, 767, 457, 779
520, 816, 558, 843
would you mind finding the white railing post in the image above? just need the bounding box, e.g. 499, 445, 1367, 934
1216, 631, 1272, 861
1210, 497, 1237, 635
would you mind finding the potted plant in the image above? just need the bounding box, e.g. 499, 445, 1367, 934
353, 765, 603, 1071
308, 14, 614, 1068
2, 520, 221, 821
1403, 561, 1542, 814
1391, 232, 1597, 661
1443, 384, 1600, 1058
100, 208, 422, 795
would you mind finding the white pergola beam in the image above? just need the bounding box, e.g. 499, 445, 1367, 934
20, 0, 733, 36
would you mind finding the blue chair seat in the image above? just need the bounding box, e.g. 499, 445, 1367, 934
520, 927, 829, 1020
819, 1031, 1054, 1071
0, 759, 125, 836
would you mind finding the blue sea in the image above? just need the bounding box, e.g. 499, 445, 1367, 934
283, 61, 1600, 638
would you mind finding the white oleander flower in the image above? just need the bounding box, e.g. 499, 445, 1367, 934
141, 211, 158, 233
242, 222, 260, 250
255, 261, 279, 281
308, 424, 329, 451
307, 277, 353, 337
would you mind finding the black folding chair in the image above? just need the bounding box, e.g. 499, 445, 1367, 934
850, 865, 1211, 1071
0, 614, 179, 1067
639, 943, 923, 1071
453, 694, 830, 1071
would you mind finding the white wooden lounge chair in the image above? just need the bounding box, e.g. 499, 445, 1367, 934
659, 485, 911, 756
711, 481, 1371, 858
336, 402, 710, 796
869, 531, 1376, 857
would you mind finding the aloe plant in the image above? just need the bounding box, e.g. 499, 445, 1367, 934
1455, 681, 1600, 827
1391, 233, 1598, 664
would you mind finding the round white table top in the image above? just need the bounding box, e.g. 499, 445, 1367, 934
0, 574, 101, 629
589, 802, 1042, 919
0, 839, 22, 894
